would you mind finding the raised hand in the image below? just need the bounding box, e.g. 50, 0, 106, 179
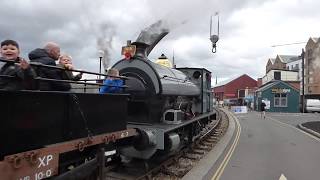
18, 58, 30, 70
64, 64, 74, 70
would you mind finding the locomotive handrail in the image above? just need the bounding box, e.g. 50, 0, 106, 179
0, 59, 128, 79
78, 78, 104, 81
161, 75, 193, 84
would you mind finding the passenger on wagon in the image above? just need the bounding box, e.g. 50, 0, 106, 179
99, 68, 124, 94
28, 42, 71, 91
0, 40, 36, 90
58, 54, 82, 81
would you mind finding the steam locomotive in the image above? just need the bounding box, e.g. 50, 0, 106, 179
0, 21, 216, 179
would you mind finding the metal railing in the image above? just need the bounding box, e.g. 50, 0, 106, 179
0, 58, 128, 93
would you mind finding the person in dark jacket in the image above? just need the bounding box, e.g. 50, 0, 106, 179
260, 100, 266, 119
99, 68, 123, 94
57, 54, 82, 81
28, 42, 71, 91
0, 40, 36, 90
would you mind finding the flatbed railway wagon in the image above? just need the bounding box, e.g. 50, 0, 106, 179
0, 89, 137, 180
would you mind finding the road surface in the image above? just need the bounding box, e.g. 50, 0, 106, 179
214, 111, 320, 180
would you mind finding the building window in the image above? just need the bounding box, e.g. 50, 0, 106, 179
274, 93, 287, 107
238, 89, 245, 98
274, 71, 281, 80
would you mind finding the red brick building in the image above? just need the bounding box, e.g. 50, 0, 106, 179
213, 74, 257, 103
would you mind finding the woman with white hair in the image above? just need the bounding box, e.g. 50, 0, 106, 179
58, 54, 82, 81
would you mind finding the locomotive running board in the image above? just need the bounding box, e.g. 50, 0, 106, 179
127, 111, 217, 150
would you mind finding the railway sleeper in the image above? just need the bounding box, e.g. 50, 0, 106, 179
192, 149, 206, 155
200, 141, 214, 147
183, 153, 203, 160
177, 158, 193, 168
163, 166, 192, 178
205, 138, 218, 143
196, 145, 212, 151
214, 130, 223, 134
207, 136, 219, 140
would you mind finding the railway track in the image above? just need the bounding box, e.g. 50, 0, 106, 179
105, 108, 229, 180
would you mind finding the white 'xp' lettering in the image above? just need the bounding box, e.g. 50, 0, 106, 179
38, 155, 53, 168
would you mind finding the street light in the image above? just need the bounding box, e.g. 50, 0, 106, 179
98, 50, 104, 80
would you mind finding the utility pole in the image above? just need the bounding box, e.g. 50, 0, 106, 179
301, 48, 305, 113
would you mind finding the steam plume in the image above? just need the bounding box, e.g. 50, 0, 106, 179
96, 23, 115, 71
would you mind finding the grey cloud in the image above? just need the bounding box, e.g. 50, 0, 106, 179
0, 0, 313, 83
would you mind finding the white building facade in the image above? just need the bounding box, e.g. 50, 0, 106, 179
262, 70, 299, 85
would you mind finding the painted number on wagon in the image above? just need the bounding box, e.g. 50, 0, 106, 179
18, 154, 55, 180
34, 169, 52, 180
18, 169, 52, 180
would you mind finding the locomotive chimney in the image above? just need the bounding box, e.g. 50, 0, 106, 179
135, 20, 169, 57
132, 42, 150, 59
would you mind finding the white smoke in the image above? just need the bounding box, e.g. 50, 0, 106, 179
96, 22, 115, 71
79, 0, 117, 72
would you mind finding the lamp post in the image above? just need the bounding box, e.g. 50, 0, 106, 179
98, 50, 104, 92
301, 48, 305, 113
98, 50, 104, 80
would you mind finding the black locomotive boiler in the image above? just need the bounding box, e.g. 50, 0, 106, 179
114, 26, 216, 159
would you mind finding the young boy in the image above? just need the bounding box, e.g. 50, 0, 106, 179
99, 68, 124, 94
0, 39, 35, 90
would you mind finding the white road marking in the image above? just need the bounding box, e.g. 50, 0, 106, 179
279, 173, 287, 180
268, 116, 320, 143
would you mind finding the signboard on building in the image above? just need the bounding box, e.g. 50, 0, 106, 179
271, 88, 291, 93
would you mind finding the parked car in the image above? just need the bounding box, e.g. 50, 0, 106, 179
306, 99, 320, 113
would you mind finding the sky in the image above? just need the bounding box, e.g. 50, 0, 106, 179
1, 0, 319, 85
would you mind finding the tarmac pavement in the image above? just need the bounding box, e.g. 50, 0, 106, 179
217, 111, 320, 180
